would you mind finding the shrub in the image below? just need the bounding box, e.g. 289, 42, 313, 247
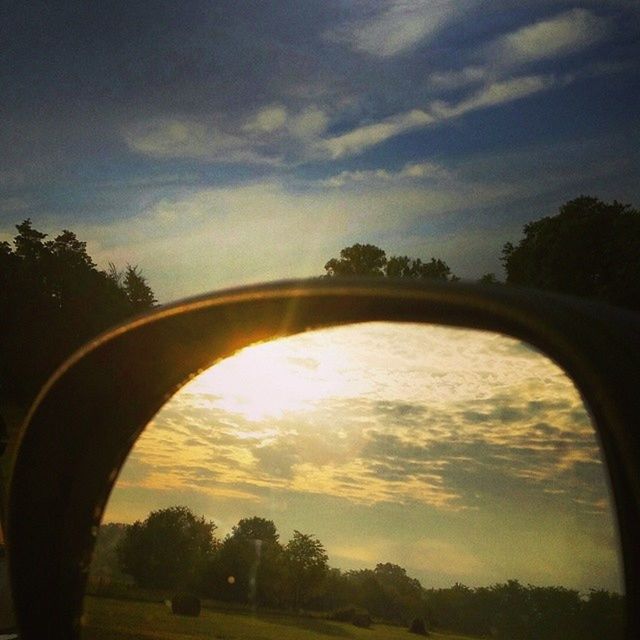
171, 593, 201, 616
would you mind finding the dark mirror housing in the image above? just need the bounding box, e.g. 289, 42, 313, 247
7, 278, 640, 639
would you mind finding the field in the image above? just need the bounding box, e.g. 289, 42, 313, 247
81, 595, 476, 640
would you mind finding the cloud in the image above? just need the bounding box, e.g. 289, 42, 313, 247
488, 9, 612, 67
288, 106, 331, 139
124, 118, 281, 165
426, 10, 611, 94
242, 105, 288, 134
320, 75, 555, 158
327, 0, 474, 57
124, 104, 332, 165
430, 74, 555, 118
319, 161, 450, 187
320, 109, 433, 159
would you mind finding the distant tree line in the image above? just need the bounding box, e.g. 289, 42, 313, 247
93, 506, 624, 639
0, 219, 156, 408
324, 196, 640, 312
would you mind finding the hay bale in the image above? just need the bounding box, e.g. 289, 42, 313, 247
352, 611, 372, 628
171, 593, 201, 617
408, 617, 429, 635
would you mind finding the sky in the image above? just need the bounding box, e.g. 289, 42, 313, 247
104, 323, 622, 592
1, 1, 639, 302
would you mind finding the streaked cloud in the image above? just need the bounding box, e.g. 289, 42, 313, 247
319, 161, 450, 187
320, 109, 433, 159
321, 75, 556, 158
429, 75, 555, 119
488, 9, 612, 67
327, 0, 474, 57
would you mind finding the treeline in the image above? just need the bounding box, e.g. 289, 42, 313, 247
92, 507, 625, 639
0, 220, 156, 406
323, 196, 640, 312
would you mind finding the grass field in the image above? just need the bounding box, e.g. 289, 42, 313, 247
81, 595, 477, 640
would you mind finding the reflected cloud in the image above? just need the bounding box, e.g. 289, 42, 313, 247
105, 323, 620, 590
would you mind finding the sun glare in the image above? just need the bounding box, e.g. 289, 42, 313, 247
183, 331, 361, 421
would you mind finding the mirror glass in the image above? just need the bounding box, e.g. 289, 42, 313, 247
81, 323, 624, 640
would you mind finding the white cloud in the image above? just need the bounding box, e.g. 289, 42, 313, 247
320, 75, 555, 158
488, 9, 611, 66
287, 106, 330, 139
124, 118, 281, 165
319, 161, 450, 187
430, 74, 555, 119
321, 109, 433, 159
328, 0, 474, 57
242, 105, 288, 133
125, 105, 332, 165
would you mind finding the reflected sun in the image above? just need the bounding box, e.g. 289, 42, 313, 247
183, 333, 355, 421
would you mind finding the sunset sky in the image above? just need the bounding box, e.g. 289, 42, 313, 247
104, 324, 622, 592
1, 1, 639, 301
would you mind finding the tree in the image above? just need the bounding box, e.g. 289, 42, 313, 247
122, 264, 157, 310
387, 256, 455, 280
0, 220, 157, 407
283, 530, 329, 609
201, 517, 283, 607
231, 516, 279, 544
324, 243, 457, 280
502, 196, 640, 311
117, 506, 217, 590
478, 272, 500, 285
324, 243, 387, 277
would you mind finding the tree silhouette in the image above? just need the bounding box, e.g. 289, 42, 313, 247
123, 265, 157, 310
0, 220, 157, 407
502, 196, 640, 311
324, 244, 387, 277
283, 530, 328, 609
324, 243, 457, 280
202, 517, 283, 607
117, 506, 216, 590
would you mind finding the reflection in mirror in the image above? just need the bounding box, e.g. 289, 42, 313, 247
82, 323, 624, 640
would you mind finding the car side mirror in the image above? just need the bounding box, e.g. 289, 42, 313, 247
6, 279, 640, 639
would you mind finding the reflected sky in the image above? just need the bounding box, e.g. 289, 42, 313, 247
104, 323, 621, 591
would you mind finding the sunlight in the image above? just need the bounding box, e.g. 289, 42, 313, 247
183, 331, 360, 421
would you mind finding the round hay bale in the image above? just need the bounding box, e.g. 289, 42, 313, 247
171, 593, 201, 617
408, 617, 429, 635
352, 611, 372, 628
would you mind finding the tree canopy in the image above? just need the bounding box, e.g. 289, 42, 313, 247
283, 530, 329, 609
324, 243, 457, 281
0, 219, 156, 405
117, 506, 216, 590
502, 196, 640, 311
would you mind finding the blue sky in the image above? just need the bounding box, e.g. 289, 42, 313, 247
1, 1, 639, 301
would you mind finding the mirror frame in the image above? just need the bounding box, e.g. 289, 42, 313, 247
7, 278, 640, 638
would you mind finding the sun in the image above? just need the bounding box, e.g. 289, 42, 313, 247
182, 332, 352, 421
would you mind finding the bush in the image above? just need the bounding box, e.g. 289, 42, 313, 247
171, 593, 201, 616
409, 617, 429, 635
